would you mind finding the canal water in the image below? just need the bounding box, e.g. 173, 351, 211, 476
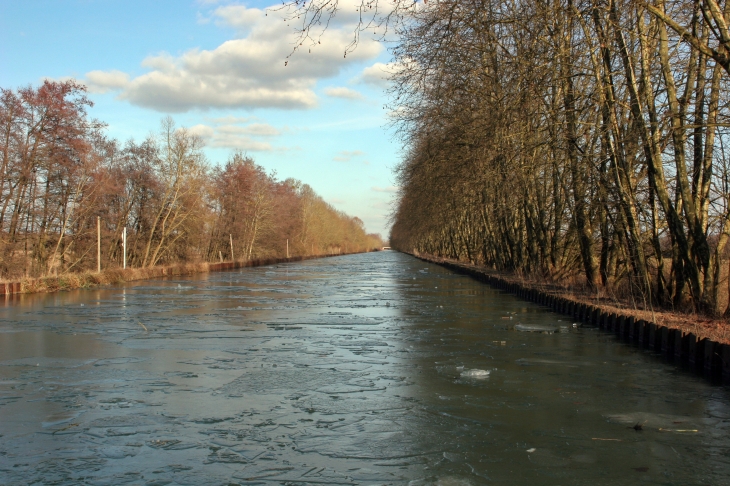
0, 251, 728, 485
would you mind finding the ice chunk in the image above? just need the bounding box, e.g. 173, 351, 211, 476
460, 369, 491, 379
514, 323, 558, 333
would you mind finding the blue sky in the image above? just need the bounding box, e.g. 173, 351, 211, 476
0, 0, 399, 238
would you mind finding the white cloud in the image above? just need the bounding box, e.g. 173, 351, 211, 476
356, 62, 399, 88
208, 115, 257, 124
188, 124, 216, 139
196, 12, 212, 25
214, 5, 263, 31
85, 70, 130, 94
324, 86, 364, 100
333, 150, 365, 162
189, 121, 281, 151
372, 185, 398, 193
213, 136, 273, 151
235, 123, 280, 136
85, 4, 383, 112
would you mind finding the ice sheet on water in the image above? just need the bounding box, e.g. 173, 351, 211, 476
408, 477, 474, 486
460, 369, 490, 379
0, 357, 95, 368
604, 412, 719, 431
514, 323, 558, 333
93, 356, 147, 366
3, 251, 729, 485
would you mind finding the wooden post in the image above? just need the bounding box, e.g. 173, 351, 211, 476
122, 227, 127, 269
97, 216, 101, 273
219, 251, 223, 263
230, 234, 234, 261
286, 239, 289, 258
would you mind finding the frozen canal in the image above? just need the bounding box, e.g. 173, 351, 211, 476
0, 251, 729, 485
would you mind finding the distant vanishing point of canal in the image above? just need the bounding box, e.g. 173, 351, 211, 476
0, 252, 729, 485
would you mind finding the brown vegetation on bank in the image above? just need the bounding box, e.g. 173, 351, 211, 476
0, 81, 383, 280
2, 252, 369, 296
386, 0, 730, 326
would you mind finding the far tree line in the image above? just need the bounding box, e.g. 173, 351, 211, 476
0, 80, 382, 279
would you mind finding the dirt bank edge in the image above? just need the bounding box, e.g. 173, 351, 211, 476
0, 251, 372, 297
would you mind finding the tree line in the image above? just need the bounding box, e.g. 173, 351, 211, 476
383, 0, 730, 315
0, 80, 382, 279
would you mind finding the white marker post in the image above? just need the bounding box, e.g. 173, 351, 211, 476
97, 216, 101, 273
